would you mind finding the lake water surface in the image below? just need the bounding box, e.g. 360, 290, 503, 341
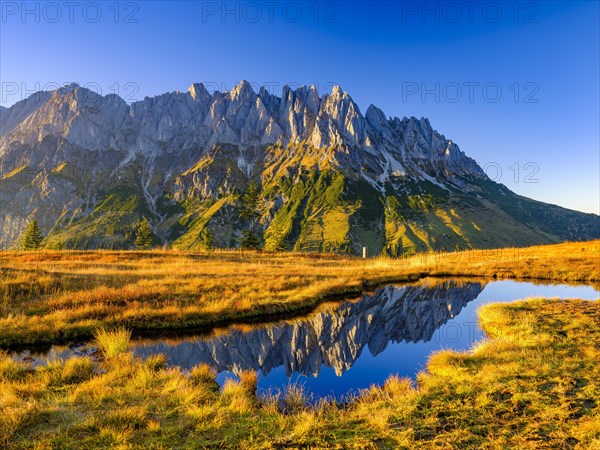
13, 279, 599, 399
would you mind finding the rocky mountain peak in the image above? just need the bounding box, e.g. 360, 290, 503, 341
55, 82, 80, 95
365, 104, 387, 131
281, 84, 294, 101
230, 79, 255, 101
331, 84, 344, 97
0, 91, 53, 137
188, 83, 211, 102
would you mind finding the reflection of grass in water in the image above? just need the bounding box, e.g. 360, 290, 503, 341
2, 298, 598, 448
0, 240, 598, 348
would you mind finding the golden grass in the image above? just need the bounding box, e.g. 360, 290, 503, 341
0, 240, 598, 347
1, 299, 598, 448
93, 327, 131, 358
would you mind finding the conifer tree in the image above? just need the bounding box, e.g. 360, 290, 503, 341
134, 218, 153, 250
240, 229, 261, 250
239, 180, 262, 249
20, 220, 44, 250
200, 227, 214, 250
239, 180, 261, 222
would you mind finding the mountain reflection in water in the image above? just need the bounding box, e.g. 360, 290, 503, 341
133, 280, 484, 377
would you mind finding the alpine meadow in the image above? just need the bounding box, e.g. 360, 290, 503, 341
1, 1, 599, 449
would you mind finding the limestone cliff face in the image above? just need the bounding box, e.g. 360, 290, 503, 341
0, 81, 483, 182
133, 281, 484, 377
1, 82, 598, 251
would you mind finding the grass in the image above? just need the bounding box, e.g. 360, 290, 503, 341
0, 240, 598, 347
94, 328, 131, 358
1, 298, 598, 448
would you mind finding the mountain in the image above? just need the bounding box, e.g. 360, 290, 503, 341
0, 81, 598, 253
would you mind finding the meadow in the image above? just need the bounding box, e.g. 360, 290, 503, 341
0, 240, 599, 448
0, 240, 598, 347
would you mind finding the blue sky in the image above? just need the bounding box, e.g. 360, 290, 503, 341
1, 1, 598, 213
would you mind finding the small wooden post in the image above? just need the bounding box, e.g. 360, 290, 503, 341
362, 246, 368, 259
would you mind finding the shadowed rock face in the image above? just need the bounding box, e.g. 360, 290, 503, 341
133, 281, 484, 377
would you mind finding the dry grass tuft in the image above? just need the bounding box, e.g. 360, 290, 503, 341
94, 328, 131, 358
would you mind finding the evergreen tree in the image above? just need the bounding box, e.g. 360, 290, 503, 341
239, 180, 261, 222
134, 218, 154, 250
20, 220, 44, 250
239, 180, 262, 250
240, 229, 261, 250
200, 227, 214, 250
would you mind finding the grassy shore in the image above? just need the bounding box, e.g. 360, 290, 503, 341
1, 297, 598, 448
0, 240, 598, 347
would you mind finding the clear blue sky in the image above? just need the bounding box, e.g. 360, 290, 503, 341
1, 1, 598, 213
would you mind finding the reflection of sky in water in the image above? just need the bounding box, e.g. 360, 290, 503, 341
12, 280, 599, 400
216, 281, 599, 399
